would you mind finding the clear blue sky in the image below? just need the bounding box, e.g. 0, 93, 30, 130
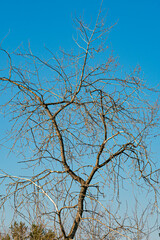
0, 0, 160, 85
0, 0, 160, 238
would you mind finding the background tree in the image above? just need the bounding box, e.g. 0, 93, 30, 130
0, 8, 159, 240
10, 222, 28, 240
29, 223, 56, 240
1, 234, 11, 240
0, 221, 57, 240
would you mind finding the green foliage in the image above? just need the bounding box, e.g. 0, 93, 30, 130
1, 234, 11, 240
29, 223, 56, 240
11, 221, 28, 240
0, 221, 56, 240
43, 229, 57, 240
29, 224, 44, 240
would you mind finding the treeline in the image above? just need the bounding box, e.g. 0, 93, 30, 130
0, 221, 57, 240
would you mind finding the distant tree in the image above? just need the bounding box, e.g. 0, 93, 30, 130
10, 222, 28, 240
0, 6, 159, 240
29, 223, 56, 240
42, 229, 57, 240
29, 223, 44, 240
1, 234, 11, 240
0, 221, 57, 240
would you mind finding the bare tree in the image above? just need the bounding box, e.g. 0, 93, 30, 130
0, 9, 159, 240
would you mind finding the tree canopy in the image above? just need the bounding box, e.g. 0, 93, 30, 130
0, 9, 159, 240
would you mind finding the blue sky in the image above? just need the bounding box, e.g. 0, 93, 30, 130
0, 0, 160, 86
0, 0, 160, 238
